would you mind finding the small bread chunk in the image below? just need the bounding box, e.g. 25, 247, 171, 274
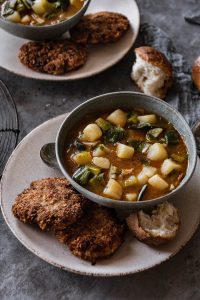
12, 178, 89, 231
55, 204, 125, 264
131, 47, 173, 99
192, 56, 200, 91
19, 40, 88, 75
70, 12, 129, 44
126, 202, 180, 246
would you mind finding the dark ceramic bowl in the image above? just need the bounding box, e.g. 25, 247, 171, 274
0, 0, 90, 40
56, 92, 197, 211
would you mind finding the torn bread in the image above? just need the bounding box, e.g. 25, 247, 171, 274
126, 202, 180, 246
192, 56, 200, 91
131, 46, 173, 99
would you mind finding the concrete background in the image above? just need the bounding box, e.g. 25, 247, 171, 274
0, 0, 200, 299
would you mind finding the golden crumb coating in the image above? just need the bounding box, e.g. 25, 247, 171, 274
19, 40, 88, 75
55, 204, 125, 264
70, 12, 129, 44
12, 178, 90, 231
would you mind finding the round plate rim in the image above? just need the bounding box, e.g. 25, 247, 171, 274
1, 114, 199, 277
0, 0, 140, 81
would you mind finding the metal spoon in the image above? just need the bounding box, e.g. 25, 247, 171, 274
40, 143, 59, 169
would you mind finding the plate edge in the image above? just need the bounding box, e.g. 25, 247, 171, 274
0, 0, 140, 81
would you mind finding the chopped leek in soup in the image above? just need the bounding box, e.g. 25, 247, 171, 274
1, 0, 84, 25
65, 108, 188, 201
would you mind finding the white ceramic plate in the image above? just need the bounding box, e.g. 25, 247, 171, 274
0, 0, 140, 81
1, 114, 200, 276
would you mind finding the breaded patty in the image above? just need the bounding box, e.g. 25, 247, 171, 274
12, 178, 89, 231
70, 12, 130, 44
18, 40, 88, 75
55, 204, 125, 264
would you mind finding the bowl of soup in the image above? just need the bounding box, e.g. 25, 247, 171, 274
0, 0, 90, 40
56, 92, 197, 210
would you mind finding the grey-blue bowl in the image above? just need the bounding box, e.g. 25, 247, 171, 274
0, 0, 90, 40
56, 91, 197, 211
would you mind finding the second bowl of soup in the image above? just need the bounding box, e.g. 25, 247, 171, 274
0, 0, 90, 40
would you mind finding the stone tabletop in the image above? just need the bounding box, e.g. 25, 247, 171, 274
0, 1, 200, 299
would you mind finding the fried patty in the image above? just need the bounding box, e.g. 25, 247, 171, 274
18, 40, 88, 75
12, 178, 89, 231
70, 12, 130, 44
55, 204, 125, 263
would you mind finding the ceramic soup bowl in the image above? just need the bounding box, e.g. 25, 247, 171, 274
56, 91, 197, 211
0, 0, 91, 40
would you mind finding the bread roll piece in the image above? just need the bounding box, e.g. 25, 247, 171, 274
192, 56, 200, 91
131, 46, 173, 99
126, 202, 180, 246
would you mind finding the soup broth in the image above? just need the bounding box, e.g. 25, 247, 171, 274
1, 0, 84, 26
65, 108, 188, 202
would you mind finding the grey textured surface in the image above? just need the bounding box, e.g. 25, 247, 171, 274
0, 0, 200, 299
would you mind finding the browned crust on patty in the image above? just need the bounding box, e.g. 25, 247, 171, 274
18, 40, 88, 75
135, 46, 173, 77
12, 178, 90, 231
55, 204, 125, 263
70, 12, 130, 44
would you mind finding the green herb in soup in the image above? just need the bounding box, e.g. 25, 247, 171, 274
1, 0, 84, 25
65, 108, 188, 202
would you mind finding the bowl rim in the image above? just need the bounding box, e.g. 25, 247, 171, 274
56, 91, 197, 208
0, 0, 90, 29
